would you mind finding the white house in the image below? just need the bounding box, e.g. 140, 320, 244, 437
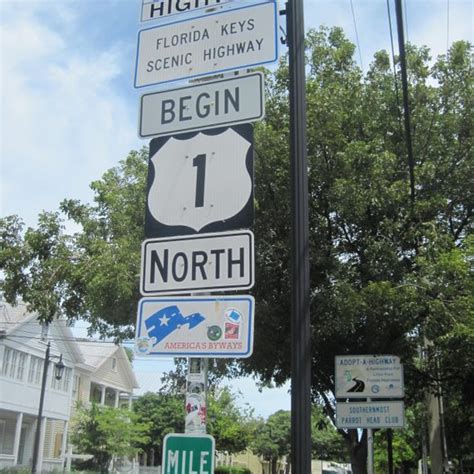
0, 301, 83, 472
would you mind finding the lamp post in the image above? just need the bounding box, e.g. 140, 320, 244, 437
31, 342, 65, 474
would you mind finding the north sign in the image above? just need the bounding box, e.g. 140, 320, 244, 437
162, 433, 215, 474
140, 230, 254, 295
141, 0, 231, 23
135, 295, 254, 357
134, 2, 278, 87
335, 355, 404, 399
145, 124, 253, 238
336, 401, 405, 429
139, 72, 265, 138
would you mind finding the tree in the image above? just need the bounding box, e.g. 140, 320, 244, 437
70, 403, 150, 473
251, 411, 291, 474
207, 386, 255, 455
133, 392, 184, 465
1, 28, 472, 473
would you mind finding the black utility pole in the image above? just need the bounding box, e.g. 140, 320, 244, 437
287, 1, 312, 472
31, 342, 50, 474
387, 429, 394, 474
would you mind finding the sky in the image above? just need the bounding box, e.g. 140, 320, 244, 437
1, 0, 472, 418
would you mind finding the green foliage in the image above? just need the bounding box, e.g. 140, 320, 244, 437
133, 391, 184, 463
207, 387, 255, 454
214, 467, 251, 474
374, 409, 419, 472
71, 403, 150, 473
1, 25, 472, 473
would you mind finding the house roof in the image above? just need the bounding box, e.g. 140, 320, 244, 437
74, 340, 139, 389
0, 300, 85, 364
74, 340, 119, 368
0, 301, 32, 335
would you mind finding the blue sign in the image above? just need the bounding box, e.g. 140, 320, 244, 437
135, 295, 254, 357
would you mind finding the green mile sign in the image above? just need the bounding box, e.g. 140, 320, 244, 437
162, 433, 215, 474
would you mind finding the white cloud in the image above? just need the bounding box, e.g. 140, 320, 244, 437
1, 3, 140, 226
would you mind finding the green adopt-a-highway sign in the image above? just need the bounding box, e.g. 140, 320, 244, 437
162, 433, 215, 474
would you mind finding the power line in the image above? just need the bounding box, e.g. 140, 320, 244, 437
3, 335, 174, 362
446, 0, 450, 53
350, 0, 364, 70
386, 0, 404, 137
395, 0, 416, 206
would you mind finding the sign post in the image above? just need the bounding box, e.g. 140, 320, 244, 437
287, 1, 312, 472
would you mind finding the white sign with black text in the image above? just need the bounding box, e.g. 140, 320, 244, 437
336, 401, 405, 429
141, 0, 232, 23
335, 355, 404, 399
134, 2, 278, 87
140, 230, 254, 295
139, 72, 265, 138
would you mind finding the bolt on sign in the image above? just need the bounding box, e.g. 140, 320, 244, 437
134, 1, 278, 87
162, 433, 215, 474
145, 124, 253, 238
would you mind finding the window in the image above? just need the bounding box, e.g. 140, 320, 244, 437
2, 348, 27, 381
17, 353, 27, 381
111, 358, 117, 371
62, 368, 71, 392
1, 348, 12, 376
28, 356, 43, 385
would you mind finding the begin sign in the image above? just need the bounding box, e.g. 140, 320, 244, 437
139, 72, 264, 138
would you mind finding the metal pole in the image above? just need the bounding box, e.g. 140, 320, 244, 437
31, 341, 50, 474
367, 428, 374, 474
286, 1, 312, 473
367, 398, 374, 474
387, 429, 394, 474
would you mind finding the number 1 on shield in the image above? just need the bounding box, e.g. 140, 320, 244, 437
193, 154, 206, 208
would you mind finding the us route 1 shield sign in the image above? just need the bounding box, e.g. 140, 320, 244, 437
336, 401, 405, 429
135, 295, 254, 357
139, 72, 265, 138
140, 230, 254, 295
335, 355, 404, 399
145, 124, 253, 238
134, 2, 278, 87
162, 433, 215, 474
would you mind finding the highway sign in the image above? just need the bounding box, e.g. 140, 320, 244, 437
139, 72, 265, 138
162, 433, 215, 474
141, 0, 232, 22
134, 2, 278, 87
335, 355, 404, 399
336, 401, 405, 429
145, 124, 253, 238
135, 295, 254, 357
140, 230, 254, 295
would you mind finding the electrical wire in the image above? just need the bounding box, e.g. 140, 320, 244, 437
446, 0, 450, 53
350, 0, 364, 70
386, 0, 404, 137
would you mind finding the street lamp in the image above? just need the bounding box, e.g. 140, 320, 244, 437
31, 342, 64, 474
